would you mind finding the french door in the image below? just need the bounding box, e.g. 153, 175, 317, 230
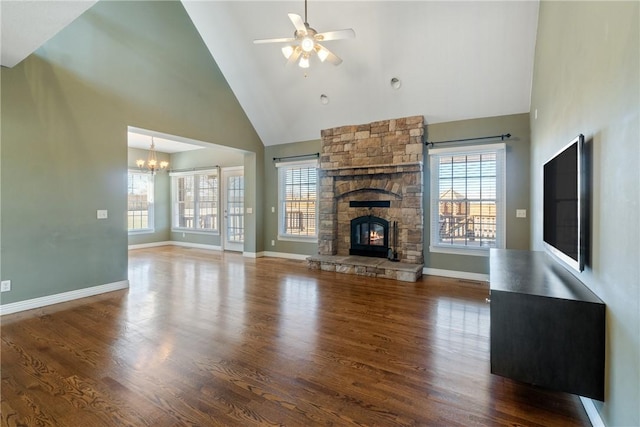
221, 167, 244, 252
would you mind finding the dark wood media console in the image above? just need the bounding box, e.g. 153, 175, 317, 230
489, 249, 605, 401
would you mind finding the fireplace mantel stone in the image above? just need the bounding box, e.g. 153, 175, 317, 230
322, 162, 422, 177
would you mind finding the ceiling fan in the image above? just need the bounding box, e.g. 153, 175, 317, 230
253, 0, 355, 69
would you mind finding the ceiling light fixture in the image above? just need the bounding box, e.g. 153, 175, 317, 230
316, 45, 329, 62
136, 136, 168, 175
281, 45, 294, 59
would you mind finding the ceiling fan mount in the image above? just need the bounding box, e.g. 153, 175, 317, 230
253, 0, 355, 69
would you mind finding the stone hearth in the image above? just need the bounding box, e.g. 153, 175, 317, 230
307, 255, 423, 282
309, 116, 425, 282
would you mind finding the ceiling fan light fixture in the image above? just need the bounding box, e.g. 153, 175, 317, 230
282, 45, 295, 59
299, 54, 310, 68
253, 0, 355, 69
316, 45, 329, 62
301, 36, 315, 53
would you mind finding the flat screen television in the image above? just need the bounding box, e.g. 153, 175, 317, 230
543, 134, 587, 272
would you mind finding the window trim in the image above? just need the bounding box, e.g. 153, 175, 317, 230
170, 168, 220, 234
276, 159, 318, 242
127, 169, 155, 234
428, 142, 506, 256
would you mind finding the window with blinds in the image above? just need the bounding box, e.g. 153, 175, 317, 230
171, 169, 218, 232
429, 143, 505, 255
277, 160, 318, 239
127, 171, 154, 233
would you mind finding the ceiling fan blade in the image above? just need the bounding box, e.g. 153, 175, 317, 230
317, 44, 343, 66
288, 13, 307, 34
254, 37, 297, 44
286, 47, 302, 66
315, 28, 356, 42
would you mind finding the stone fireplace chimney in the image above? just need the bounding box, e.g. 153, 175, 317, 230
317, 116, 425, 265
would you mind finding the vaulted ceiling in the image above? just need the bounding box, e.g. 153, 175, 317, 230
1, 0, 540, 147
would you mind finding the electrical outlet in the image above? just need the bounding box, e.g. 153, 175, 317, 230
271, 206, 275, 213
271, 240, 275, 246
1, 280, 11, 292
97, 210, 108, 219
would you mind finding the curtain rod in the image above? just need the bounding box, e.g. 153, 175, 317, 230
273, 153, 320, 162
169, 165, 219, 173
426, 133, 511, 146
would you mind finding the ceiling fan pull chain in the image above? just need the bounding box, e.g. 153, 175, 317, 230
304, 0, 308, 24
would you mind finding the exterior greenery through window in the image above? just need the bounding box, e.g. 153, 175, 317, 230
429, 143, 505, 254
127, 171, 153, 232
171, 169, 218, 232
277, 160, 318, 239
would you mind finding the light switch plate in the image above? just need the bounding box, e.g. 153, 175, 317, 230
97, 210, 108, 219
516, 209, 527, 218
246, 207, 253, 214
1, 280, 11, 292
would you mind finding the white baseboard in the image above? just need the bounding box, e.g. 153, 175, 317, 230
0, 280, 130, 316
128, 241, 173, 250
261, 251, 311, 260
129, 242, 309, 260
243, 251, 263, 258
580, 397, 605, 427
422, 267, 489, 282
171, 241, 222, 251
129, 241, 222, 251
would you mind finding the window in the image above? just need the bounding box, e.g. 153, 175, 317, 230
277, 160, 318, 240
128, 171, 154, 233
171, 169, 218, 233
429, 143, 505, 255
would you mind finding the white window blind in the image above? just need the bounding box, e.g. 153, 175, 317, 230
429, 143, 505, 255
277, 160, 318, 239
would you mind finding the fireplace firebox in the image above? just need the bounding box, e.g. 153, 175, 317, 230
350, 215, 389, 258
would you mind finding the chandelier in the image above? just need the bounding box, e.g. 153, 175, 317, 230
136, 136, 168, 174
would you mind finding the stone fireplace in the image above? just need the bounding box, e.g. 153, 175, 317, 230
308, 116, 425, 282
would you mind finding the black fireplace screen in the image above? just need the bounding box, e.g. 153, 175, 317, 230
350, 215, 389, 258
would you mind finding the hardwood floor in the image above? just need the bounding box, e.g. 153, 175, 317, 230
1, 246, 590, 426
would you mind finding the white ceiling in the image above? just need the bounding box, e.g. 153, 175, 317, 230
1, 0, 540, 147
127, 129, 206, 154
183, 1, 539, 146
0, 0, 97, 68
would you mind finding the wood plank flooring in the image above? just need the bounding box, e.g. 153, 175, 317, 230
1, 246, 590, 426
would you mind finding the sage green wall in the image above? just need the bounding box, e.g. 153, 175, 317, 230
530, 2, 639, 425
264, 140, 321, 256
1, 0, 263, 305
424, 113, 531, 275
127, 147, 171, 246
170, 147, 245, 170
